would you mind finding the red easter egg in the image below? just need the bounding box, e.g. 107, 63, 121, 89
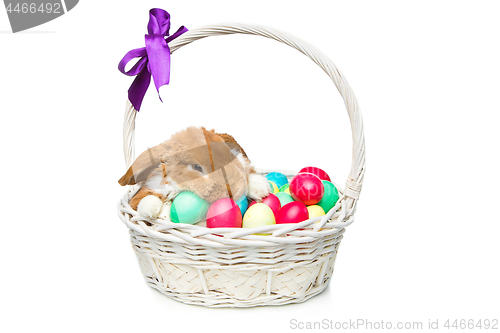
276, 201, 309, 224
289, 173, 325, 205
206, 198, 242, 228
299, 166, 331, 182
248, 194, 281, 217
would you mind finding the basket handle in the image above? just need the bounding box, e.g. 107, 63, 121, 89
122, 23, 365, 213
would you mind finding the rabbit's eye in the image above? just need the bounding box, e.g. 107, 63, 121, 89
191, 164, 204, 173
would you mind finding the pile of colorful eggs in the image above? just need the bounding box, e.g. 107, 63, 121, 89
169, 166, 339, 231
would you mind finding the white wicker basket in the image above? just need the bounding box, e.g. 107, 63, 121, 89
117, 24, 365, 308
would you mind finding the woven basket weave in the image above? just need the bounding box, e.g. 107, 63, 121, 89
117, 24, 365, 308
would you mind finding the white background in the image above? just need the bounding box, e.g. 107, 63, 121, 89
1, 1, 499, 332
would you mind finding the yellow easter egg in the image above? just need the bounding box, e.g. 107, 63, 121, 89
307, 205, 326, 219
242, 203, 276, 235
269, 181, 279, 194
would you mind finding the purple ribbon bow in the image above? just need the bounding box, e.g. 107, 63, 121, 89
118, 8, 188, 111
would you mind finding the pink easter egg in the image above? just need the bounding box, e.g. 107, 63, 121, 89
289, 173, 325, 205
206, 198, 242, 228
248, 193, 281, 217
276, 201, 309, 224
299, 166, 331, 182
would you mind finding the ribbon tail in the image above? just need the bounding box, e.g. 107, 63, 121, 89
145, 34, 171, 99
166, 26, 189, 42
128, 66, 152, 111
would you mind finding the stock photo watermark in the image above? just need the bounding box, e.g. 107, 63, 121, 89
289, 318, 499, 330
3, 0, 79, 32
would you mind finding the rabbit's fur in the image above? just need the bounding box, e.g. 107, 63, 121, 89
118, 126, 270, 219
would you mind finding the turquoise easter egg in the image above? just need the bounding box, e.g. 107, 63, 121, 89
275, 192, 295, 207
235, 195, 249, 215
170, 192, 209, 224
316, 181, 339, 213
266, 172, 289, 189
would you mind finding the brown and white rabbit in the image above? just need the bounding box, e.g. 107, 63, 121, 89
118, 126, 270, 220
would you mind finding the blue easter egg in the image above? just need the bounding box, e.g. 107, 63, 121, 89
235, 195, 249, 215
266, 172, 289, 189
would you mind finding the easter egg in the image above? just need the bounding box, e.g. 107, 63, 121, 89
299, 166, 331, 182
235, 195, 249, 215
269, 181, 279, 194
276, 201, 309, 224
289, 173, 325, 205
279, 183, 290, 194
248, 194, 281, 217
307, 205, 326, 219
206, 198, 242, 228
242, 203, 276, 230
275, 192, 295, 207
260, 194, 281, 216
170, 191, 209, 224
316, 181, 340, 213
266, 172, 289, 188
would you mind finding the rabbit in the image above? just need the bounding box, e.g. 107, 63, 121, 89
118, 126, 271, 220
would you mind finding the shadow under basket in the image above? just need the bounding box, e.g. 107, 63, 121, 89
117, 24, 365, 308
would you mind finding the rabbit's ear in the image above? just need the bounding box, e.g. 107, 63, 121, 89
118, 144, 167, 186
216, 132, 249, 161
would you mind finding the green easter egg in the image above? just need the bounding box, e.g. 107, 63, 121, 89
317, 181, 339, 213
279, 183, 290, 193
275, 192, 295, 207
170, 192, 209, 224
